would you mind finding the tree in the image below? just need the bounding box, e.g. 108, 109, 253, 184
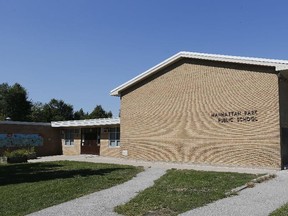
73, 108, 89, 120
0, 83, 32, 121
89, 105, 112, 119
30, 101, 113, 122
42, 99, 74, 121
0, 83, 9, 120
29, 102, 47, 122
0, 82, 114, 122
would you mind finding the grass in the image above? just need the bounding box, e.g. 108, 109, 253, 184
270, 203, 288, 216
0, 160, 143, 216
115, 169, 260, 216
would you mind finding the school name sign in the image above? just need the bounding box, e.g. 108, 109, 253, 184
211, 110, 258, 123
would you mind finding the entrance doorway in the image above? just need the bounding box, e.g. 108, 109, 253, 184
81, 128, 101, 155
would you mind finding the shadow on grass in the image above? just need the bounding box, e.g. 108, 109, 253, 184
0, 162, 129, 186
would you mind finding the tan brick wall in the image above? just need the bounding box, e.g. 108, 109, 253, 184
62, 139, 81, 155
61, 129, 81, 155
99, 129, 122, 157
99, 139, 122, 157
120, 59, 281, 168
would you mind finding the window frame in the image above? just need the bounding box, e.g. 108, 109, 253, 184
64, 129, 76, 146
108, 127, 120, 148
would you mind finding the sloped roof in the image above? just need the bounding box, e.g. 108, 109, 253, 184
110, 51, 288, 96
51, 118, 120, 128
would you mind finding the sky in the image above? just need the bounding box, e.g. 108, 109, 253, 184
0, 0, 288, 117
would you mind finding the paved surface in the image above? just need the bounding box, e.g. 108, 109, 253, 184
181, 170, 288, 216
27, 155, 286, 216
28, 166, 167, 216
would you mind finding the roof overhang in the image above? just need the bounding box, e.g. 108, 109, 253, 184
110, 51, 288, 96
51, 118, 120, 128
0, 121, 51, 126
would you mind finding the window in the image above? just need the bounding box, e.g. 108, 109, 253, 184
64, 129, 76, 145
109, 127, 120, 147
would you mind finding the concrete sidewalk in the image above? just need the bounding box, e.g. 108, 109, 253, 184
27, 166, 167, 216
181, 170, 288, 216
27, 155, 285, 216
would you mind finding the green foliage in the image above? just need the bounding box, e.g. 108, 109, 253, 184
0, 82, 113, 122
29, 99, 75, 122
0, 161, 143, 216
30, 103, 113, 122
89, 105, 112, 119
0, 83, 9, 120
29, 102, 47, 122
73, 108, 89, 120
4, 147, 36, 159
115, 169, 260, 216
30, 102, 113, 122
270, 203, 288, 216
0, 83, 32, 121
42, 98, 74, 121
4, 149, 28, 158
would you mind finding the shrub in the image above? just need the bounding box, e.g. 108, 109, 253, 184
4, 147, 36, 163
4, 149, 28, 158
4, 147, 36, 159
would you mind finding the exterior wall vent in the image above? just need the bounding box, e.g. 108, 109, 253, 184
122, 150, 128, 156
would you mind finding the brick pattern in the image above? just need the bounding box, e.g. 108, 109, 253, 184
99, 139, 121, 157
62, 139, 81, 155
0, 123, 62, 156
61, 128, 121, 157
120, 59, 281, 168
99, 130, 122, 157
61, 129, 81, 155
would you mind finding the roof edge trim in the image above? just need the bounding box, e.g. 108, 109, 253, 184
110, 52, 182, 96
110, 51, 288, 96
51, 117, 120, 128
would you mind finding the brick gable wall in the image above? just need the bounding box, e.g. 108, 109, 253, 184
119, 59, 281, 168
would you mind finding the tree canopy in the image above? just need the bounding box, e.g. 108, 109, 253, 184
0, 83, 32, 121
89, 105, 112, 119
73, 108, 89, 120
43, 99, 74, 121
0, 82, 113, 122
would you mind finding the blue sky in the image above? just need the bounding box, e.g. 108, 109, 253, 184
1, 1, 287, 117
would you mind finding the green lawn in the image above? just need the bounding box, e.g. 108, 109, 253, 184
115, 169, 260, 216
0, 161, 143, 216
270, 203, 288, 216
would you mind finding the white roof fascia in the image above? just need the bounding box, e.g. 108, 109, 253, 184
51, 118, 120, 128
110, 52, 182, 96
180, 52, 288, 70
110, 51, 288, 96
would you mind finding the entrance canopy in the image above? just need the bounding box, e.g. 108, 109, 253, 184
52, 118, 121, 156
51, 118, 120, 128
